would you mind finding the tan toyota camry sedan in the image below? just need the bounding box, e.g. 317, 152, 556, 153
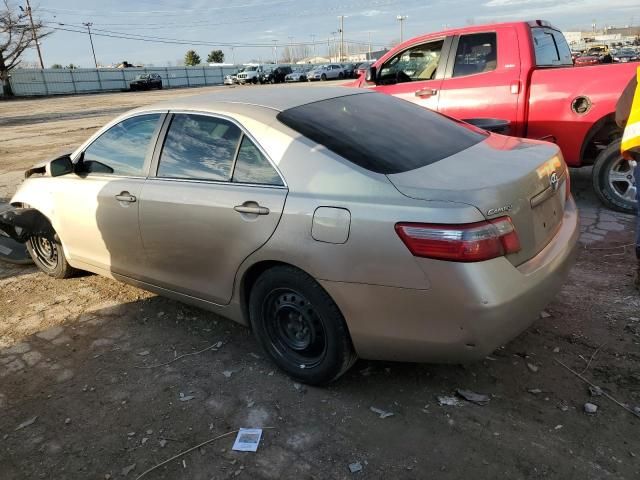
2, 87, 579, 384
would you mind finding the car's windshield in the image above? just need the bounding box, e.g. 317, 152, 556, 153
531, 27, 573, 67
246, 66, 258, 71
134, 74, 149, 80
277, 92, 486, 175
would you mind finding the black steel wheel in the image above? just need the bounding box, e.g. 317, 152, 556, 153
26, 232, 76, 279
263, 288, 328, 369
249, 265, 356, 385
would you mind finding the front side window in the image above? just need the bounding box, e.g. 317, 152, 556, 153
453, 33, 497, 77
158, 114, 241, 181
232, 136, 283, 186
83, 114, 161, 176
277, 92, 486, 175
379, 40, 444, 84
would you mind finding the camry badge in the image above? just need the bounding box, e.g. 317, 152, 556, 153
487, 205, 512, 216
550, 172, 559, 191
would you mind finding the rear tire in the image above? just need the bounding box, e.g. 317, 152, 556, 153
26, 232, 77, 279
592, 139, 637, 214
249, 266, 357, 385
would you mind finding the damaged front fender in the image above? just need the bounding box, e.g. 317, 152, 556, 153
0, 207, 54, 243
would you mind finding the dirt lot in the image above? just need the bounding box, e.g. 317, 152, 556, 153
1, 87, 639, 480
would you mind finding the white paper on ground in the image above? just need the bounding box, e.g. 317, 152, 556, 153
232, 428, 263, 452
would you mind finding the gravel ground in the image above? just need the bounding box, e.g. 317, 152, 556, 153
0, 86, 639, 480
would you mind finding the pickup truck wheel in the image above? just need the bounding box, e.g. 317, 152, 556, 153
592, 139, 637, 214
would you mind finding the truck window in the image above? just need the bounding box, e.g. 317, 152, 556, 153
531, 27, 573, 66
453, 32, 497, 77
378, 40, 444, 85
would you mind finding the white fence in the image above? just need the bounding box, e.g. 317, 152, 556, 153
6, 66, 240, 96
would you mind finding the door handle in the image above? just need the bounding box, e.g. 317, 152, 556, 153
115, 192, 136, 203
415, 88, 437, 98
234, 204, 270, 215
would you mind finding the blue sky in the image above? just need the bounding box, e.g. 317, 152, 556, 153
23, 0, 640, 67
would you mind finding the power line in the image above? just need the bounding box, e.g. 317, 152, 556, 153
49, 25, 385, 49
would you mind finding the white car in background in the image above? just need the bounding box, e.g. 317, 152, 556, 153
236, 65, 263, 84
285, 67, 312, 82
307, 64, 346, 81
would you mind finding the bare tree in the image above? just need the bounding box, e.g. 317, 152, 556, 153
0, 1, 49, 95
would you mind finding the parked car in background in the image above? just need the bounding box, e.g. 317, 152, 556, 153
341, 63, 357, 78
258, 66, 274, 84
354, 61, 374, 77
574, 55, 600, 66
1, 87, 578, 385
129, 73, 162, 91
224, 70, 241, 85
285, 67, 311, 82
307, 64, 346, 81
355, 19, 639, 213
586, 44, 609, 57
236, 65, 263, 84
261, 66, 293, 84
613, 49, 640, 63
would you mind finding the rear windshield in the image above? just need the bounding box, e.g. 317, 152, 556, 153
276, 93, 486, 174
531, 27, 573, 66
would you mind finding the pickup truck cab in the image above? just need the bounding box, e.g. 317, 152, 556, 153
355, 20, 638, 213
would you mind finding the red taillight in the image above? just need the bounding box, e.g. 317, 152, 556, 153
395, 217, 521, 262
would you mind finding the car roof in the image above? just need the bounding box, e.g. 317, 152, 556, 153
142, 86, 370, 112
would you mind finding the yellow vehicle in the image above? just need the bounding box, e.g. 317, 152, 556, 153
586, 44, 610, 56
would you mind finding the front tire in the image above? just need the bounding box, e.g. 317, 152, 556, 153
249, 266, 356, 385
26, 233, 76, 279
592, 139, 637, 214
320, 73, 327, 81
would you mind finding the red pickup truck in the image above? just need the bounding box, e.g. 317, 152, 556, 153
354, 20, 638, 213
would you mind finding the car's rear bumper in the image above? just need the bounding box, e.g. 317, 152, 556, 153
320, 197, 579, 363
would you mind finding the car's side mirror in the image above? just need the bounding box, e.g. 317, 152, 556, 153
49, 154, 75, 177
365, 66, 377, 83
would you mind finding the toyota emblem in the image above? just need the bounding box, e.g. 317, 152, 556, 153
549, 172, 559, 191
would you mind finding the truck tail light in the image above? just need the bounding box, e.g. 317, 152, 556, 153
395, 217, 521, 262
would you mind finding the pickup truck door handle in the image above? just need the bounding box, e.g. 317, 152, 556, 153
234, 204, 270, 215
115, 192, 136, 203
415, 88, 438, 98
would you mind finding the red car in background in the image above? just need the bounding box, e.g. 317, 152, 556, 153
574, 55, 600, 67
354, 20, 638, 213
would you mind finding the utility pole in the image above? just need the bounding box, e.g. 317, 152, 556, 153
231, 47, 236, 65
83, 22, 98, 68
397, 15, 408, 43
310, 34, 316, 59
367, 31, 372, 59
338, 15, 345, 62
23, 0, 44, 68
272, 40, 278, 64
288, 36, 294, 63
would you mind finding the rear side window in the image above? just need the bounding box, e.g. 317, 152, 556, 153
158, 114, 241, 181
277, 93, 486, 174
453, 33, 497, 77
232, 136, 283, 186
531, 27, 572, 66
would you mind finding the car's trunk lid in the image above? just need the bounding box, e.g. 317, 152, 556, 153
386, 134, 567, 266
